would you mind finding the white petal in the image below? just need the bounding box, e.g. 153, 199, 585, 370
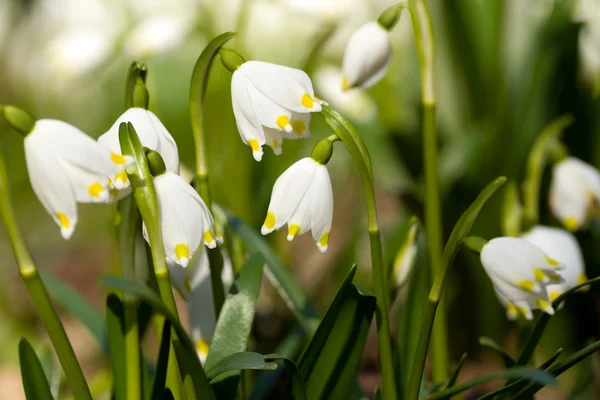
154, 173, 206, 266
238, 61, 322, 113
60, 161, 110, 203
309, 164, 333, 252
24, 135, 77, 239
283, 112, 311, 140
231, 71, 266, 161
342, 22, 391, 89
261, 158, 318, 234
243, 74, 294, 132
263, 128, 284, 156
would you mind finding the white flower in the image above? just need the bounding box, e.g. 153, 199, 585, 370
231, 61, 322, 161
168, 248, 234, 364
261, 157, 333, 252
549, 157, 600, 231
98, 108, 179, 189
143, 172, 221, 268
480, 237, 565, 320
521, 225, 588, 301
24, 119, 133, 239
124, 15, 192, 58
342, 21, 391, 90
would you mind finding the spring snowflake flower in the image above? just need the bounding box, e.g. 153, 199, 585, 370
261, 157, 333, 252
231, 61, 322, 161
341, 21, 391, 90
521, 225, 588, 301
24, 119, 133, 239
549, 157, 600, 231
98, 108, 179, 189
143, 172, 221, 268
480, 237, 565, 320
169, 249, 234, 364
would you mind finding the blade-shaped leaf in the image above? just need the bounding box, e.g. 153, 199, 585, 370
106, 294, 126, 400
150, 321, 171, 400
206, 352, 277, 381
19, 339, 53, 400
224, 210, 321, 334
265, 354, 308, 400
479, 337, 515, 368
446, 353, 468, 389
39, 345, 60, 399
298, 265, 376, 400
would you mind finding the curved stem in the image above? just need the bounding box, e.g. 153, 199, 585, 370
0, 142, 92, 400
320, 106, 397, 400
408, 0, 448, 384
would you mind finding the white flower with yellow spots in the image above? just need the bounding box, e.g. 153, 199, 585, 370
261, 157, 333, 252
521, 225, 588, 302
549, 157, 600, 231
480, 237, 565, 320
98, 108, 179, 189
231, 61, 322, 161
24, 119, 133, 239
341, 21, 391, 90
143, 171, 221, 268
169, 248, 234, 364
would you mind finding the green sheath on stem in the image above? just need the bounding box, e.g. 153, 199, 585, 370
0, 138, 92, 400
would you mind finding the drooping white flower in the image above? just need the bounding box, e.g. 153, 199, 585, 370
143, 172, 221, 268
261, 157, 333, 252
521, 225, 588, 301
98, 108, 179, 189
231, 61, 322, 161
168, 248, 234, 364
341, 21, 391, 90
24, 119, 133, 239
480, 237, 565, 320
549, 157, 600, 231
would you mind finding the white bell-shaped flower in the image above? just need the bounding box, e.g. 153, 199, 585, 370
521, 225, 588, 301
231, 61, 322, 161
549, 157, 600, 231
98, 108, 179, 189
341, 21, 391, 90
261, 157, 333, 252
168, 248, 234, 364
24, 119, 133, 239
143, 172, 221, 268
480, 237, 566, 319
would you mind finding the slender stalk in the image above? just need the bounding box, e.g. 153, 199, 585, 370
320, 107, 397, 400
0, 145, 92, 399
408, 0, 448, 383
116, 198, 141, 400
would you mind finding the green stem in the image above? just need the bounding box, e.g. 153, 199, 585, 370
0, 145, 92, 399
320, 106, 397, 400
409, 0, 448, 383
117, 198, 141, 400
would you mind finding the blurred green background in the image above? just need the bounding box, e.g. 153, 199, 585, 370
1, 0, 600, 398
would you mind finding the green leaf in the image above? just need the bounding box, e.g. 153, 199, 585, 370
39, 345, 60, 398
265, 354, 307, 400
479, 337, 515, 368
501, 180, 523, 237
206, 352, 278, 381
206, 253, 264, 398
106, 294, 127, 400
40, 269, 106, 352
224, 209, 321, 334
388, 216, 421, 289
516, 275, 600, 366
19, 338, 53, 400
150, 321, 171, 400
298, 265, 376, 400
101, 276, 215, 399
446, 353, 468, 389
427, 368, 555, 400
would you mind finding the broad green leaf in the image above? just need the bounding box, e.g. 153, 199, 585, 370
427, 367, 555, 400
101, 276, 215, 399
265, 354, 307, 400
224, 210, 321, 334
206, 352, 277, 381
446, 353, 468, 389
106, 294, 126, 400
150, 321, 171, 400
516, 275, 600, 366
298, 265, 376, 400
479, 337, 515, 368
40, 269, 106, 352
19, 339, 53, 400
206, 253, 264, 398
